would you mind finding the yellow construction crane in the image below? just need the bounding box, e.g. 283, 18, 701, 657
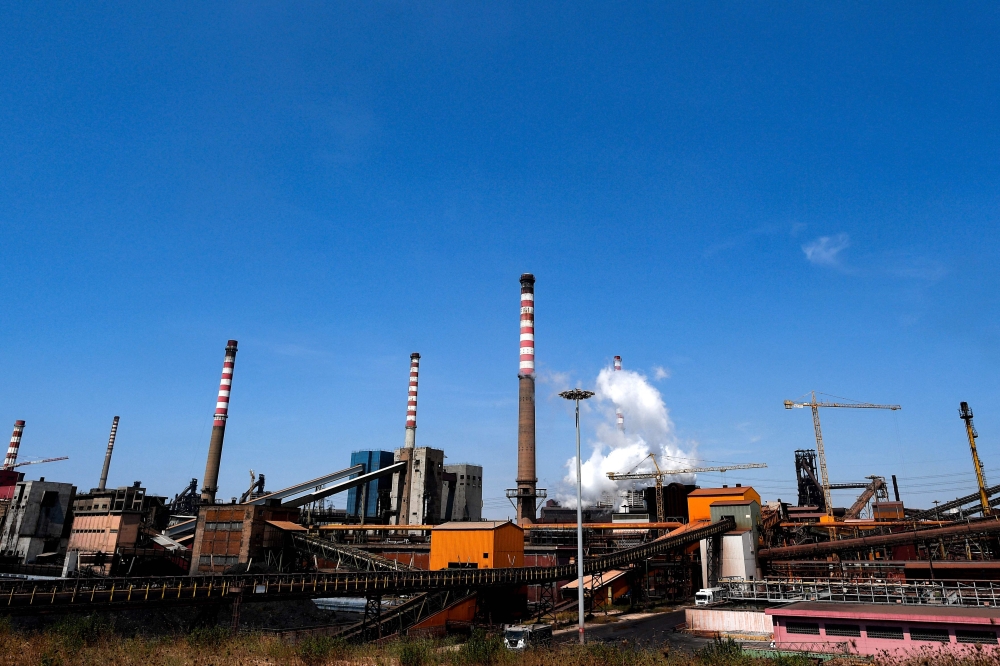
607, 453, 767, 523
784, 392, 901, 517
959, 402, 991, 517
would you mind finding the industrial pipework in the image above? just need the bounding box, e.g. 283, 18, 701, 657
516, 273, 537, 524
200, 340, 238, 504
97, 416, 120, 491
2, 420, 25, 470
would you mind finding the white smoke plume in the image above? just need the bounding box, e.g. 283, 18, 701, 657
559, 365, 695, 508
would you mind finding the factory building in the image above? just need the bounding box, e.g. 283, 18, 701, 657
0, 479, 76, 564
189, 503, 301, 574
67, 482, 168, 572
442, 464, 483, 522
391, 447, 445, 526
346, 450, 395, 521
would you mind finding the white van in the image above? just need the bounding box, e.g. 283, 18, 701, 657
503, 624, 553, 650
694, 587, 724, 605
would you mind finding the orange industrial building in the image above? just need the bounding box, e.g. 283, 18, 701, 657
687, 486, 761, 522
429, 521, 524, 570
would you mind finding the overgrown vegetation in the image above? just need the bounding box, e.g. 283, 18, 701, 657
1, 620, 999, 666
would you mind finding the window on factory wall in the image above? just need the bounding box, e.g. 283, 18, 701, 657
956, 630, 998, 645
866, 626, 904, 640
910, 628, 950, 643
824, 624, 861, 637
786, 622, 820, 635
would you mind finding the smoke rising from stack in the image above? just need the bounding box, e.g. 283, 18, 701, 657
201, 340, 238, 504
97, 416, 120, 491
614, 356, 624, 431
2, 421, 25, 470
559, 363, 694, 508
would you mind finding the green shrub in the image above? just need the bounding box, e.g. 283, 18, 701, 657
696, 636, 745, 665
186, 625, 230, 648
50, 613, 116, 650
398, 638, 434, 666
458, 629, 505, 665
298, 635, 348, 665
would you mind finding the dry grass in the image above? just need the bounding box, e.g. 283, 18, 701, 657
2, 618, 999, 666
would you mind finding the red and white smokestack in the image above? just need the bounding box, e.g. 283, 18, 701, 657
201, 340, 238, 504
404, 353, 420, 448
614, 355, 622, 372
519, 279, 535, 376
515, 273, 538, 524
2, 420, 25, 470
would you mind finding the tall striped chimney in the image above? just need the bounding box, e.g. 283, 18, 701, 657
200, 340, 238, 504
404, 353, 420, 448
516, 273, 537, 524
97, 416, 120, 491
2, 421, 25, 470
614, 356, 624, 432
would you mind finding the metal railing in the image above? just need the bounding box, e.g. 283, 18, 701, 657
0, 519, 732, 611
720, 578, 1000, 607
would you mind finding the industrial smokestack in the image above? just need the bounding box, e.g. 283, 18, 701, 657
2, 421, 25, 470
516, 273, 537, 524
200, 340, 238, 504
404, 353, 420, 448
97, 416, 120, 491
614, 356, 624, 431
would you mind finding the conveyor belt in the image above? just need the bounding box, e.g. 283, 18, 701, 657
291, 533, 416, 572
0, 519, 731, 612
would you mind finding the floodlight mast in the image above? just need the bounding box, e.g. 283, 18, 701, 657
558, 388, 595, 644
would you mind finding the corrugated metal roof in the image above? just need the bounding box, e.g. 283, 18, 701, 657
432, 520, 521, 531
265, 520, 307, 531
688, 487, 753, 497
562, 569, 628, 590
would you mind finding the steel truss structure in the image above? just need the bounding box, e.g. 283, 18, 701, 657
720, 578, 1000, 607
0, 519, 732, 612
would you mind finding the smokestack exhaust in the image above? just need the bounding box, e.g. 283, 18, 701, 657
97, 416, 120, 491
516, 273, 537, 524
614, 356, 624, 431
404, 353, 420, 448
2, 421, 25, 470
200, 340, 238, 504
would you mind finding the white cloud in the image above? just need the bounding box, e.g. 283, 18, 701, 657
802, 234, 850, 267
653, 366, 670, 380
558, 364, 696, 509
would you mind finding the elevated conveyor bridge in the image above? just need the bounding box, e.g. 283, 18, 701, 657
0, 519, 732, 613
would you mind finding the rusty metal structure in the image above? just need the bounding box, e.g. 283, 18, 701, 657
784, 393, 900, 516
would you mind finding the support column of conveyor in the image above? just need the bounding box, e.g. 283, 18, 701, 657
0, 518, 734, 611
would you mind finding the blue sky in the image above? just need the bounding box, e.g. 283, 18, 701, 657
2, 3, 999, 516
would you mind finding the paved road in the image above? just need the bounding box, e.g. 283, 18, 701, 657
554, 608, 711, 652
